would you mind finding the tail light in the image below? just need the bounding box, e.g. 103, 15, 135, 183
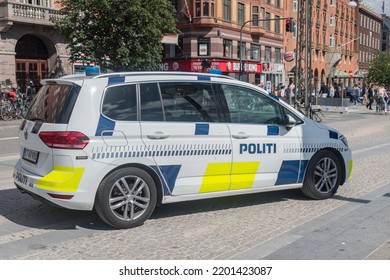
39, 131, 89, 149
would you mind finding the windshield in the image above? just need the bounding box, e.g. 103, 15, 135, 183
24, 83, 81, 123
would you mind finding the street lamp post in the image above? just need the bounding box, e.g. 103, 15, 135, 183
239, 17, 290, 81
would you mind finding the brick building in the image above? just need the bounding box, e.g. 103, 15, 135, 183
164, 0, 286, 88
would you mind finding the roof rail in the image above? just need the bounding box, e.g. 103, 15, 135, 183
90, 71, 235, 80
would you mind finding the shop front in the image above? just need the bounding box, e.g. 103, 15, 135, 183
160, 59, 262, 83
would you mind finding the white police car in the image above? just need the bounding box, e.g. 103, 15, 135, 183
14, 71, 352, 228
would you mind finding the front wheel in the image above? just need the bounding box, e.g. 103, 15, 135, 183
302, 150, 342, 199
95, 167, 157, 228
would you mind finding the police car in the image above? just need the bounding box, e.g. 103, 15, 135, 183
13, 71, 352, 229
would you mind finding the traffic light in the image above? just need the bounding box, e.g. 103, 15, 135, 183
286, 18, 295, 33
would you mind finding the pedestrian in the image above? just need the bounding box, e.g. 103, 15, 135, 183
334, 83, 340, 98
366, 84, 374, 110
329, 84, 335, 98
7, 87, 17, 102
352, 84, 361, 105
376, 86, 388, 113
319, 82, 329, 98
26, 81, 36, 98
279, 85, 286, 97
361, 83, 367, 103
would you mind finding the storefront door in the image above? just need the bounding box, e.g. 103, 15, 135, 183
16, 59, 48, 93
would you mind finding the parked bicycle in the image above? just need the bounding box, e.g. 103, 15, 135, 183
295, 97, 325, 123
0, 90, 30, 121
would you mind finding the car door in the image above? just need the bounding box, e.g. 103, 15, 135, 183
139, 81, 232, 196
217, 83, 304, 190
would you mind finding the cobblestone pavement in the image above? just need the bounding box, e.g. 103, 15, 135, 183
0, 110, 389, 260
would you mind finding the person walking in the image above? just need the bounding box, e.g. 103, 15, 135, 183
376, 86, 388, 113
352, 84, 361, 105
329, 84, 335, 98
366, 84, 374, 110
319, 82, 329, 98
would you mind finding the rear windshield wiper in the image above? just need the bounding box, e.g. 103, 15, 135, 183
28, 117, 46, 122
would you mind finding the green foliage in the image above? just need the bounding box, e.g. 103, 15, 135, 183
54, 0, 178, 72
366, 52, 390, 87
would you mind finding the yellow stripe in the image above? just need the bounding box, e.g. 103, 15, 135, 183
348, 160, 353, 179
199, 161, 260, 192
36, 166, 84, 192
230, 162, 260, 189
199, 162, 231, 192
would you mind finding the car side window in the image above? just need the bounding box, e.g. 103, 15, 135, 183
140, 83, 164, 121
102, 84, 137, 121
159, 82, 219, 122
220, 84, 284, 125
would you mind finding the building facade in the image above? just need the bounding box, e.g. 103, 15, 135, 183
0, 0, 70, 92
164, 0, 285, 88
285, 0, 359, 92
356, 3, 382, 79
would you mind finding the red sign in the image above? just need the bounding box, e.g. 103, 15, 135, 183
160, 59, 262, 73
349, 70, 353, 77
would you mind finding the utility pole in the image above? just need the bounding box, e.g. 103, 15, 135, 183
295, 0, 312, 107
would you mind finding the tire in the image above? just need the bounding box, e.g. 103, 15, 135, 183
312, 111, 325, 123
95, 167, 157, 229
301, 150, 341, 199
0, 104, 13, 121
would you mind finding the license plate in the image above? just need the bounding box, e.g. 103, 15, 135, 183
23, 148, 39, 164
15, 171, 28, 185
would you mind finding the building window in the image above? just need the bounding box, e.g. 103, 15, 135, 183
237, 41, 246, 60
330, 0, 336, 6
223, 0, 231, 21
252, 6, 259, 26
275, 48, 281, 63
22, 0, 51, 6
260, 8, 265, 28
329, 34, 334, 47
275, 0, 281, 8
275, 15, 280, 33
266, 0, 270, 4
223, 39, 232, 58
196, 1, 201, 17
330, 15, 335, 26
195, 1, 215, 17
265, 46, 271, 61
293, 1, 297, 11
238, 3, 245, 24
265, 13, 271, 31
203, 1, 209, 16
250, 44, 260, 61
198, 37, 210, 56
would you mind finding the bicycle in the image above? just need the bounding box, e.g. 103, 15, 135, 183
295, 99, 325, 123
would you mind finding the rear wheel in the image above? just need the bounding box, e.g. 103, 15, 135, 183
95, 167, 157, 228
302, 150, 341, 199
0, 103, 14, 121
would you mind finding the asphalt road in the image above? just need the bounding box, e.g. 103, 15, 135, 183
0, 108, 389, 260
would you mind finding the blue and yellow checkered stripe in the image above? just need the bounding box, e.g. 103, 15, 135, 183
91, 143, 232, 160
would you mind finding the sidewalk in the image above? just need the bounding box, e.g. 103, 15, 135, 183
319, 103, 385, 114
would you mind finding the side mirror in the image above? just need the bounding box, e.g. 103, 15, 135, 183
285, 114, 296, 130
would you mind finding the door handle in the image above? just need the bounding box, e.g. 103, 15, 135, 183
147, 132, 169, 139
232, 133, 250, 139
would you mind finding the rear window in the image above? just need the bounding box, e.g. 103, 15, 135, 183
24, 84, 80, 123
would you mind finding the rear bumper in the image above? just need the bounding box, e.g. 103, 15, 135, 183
13, 160, 94, 210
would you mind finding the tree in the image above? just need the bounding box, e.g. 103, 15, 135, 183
54, 0, 179, 72
366, 52, 390, 87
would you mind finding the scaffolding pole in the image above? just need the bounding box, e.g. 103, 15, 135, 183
295, 0, 312, 107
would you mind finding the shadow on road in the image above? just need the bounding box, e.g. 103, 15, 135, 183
1, 185, 367, 231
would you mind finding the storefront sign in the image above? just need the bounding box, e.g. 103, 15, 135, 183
284, 51, 295, 62
160, 59, 262, 73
